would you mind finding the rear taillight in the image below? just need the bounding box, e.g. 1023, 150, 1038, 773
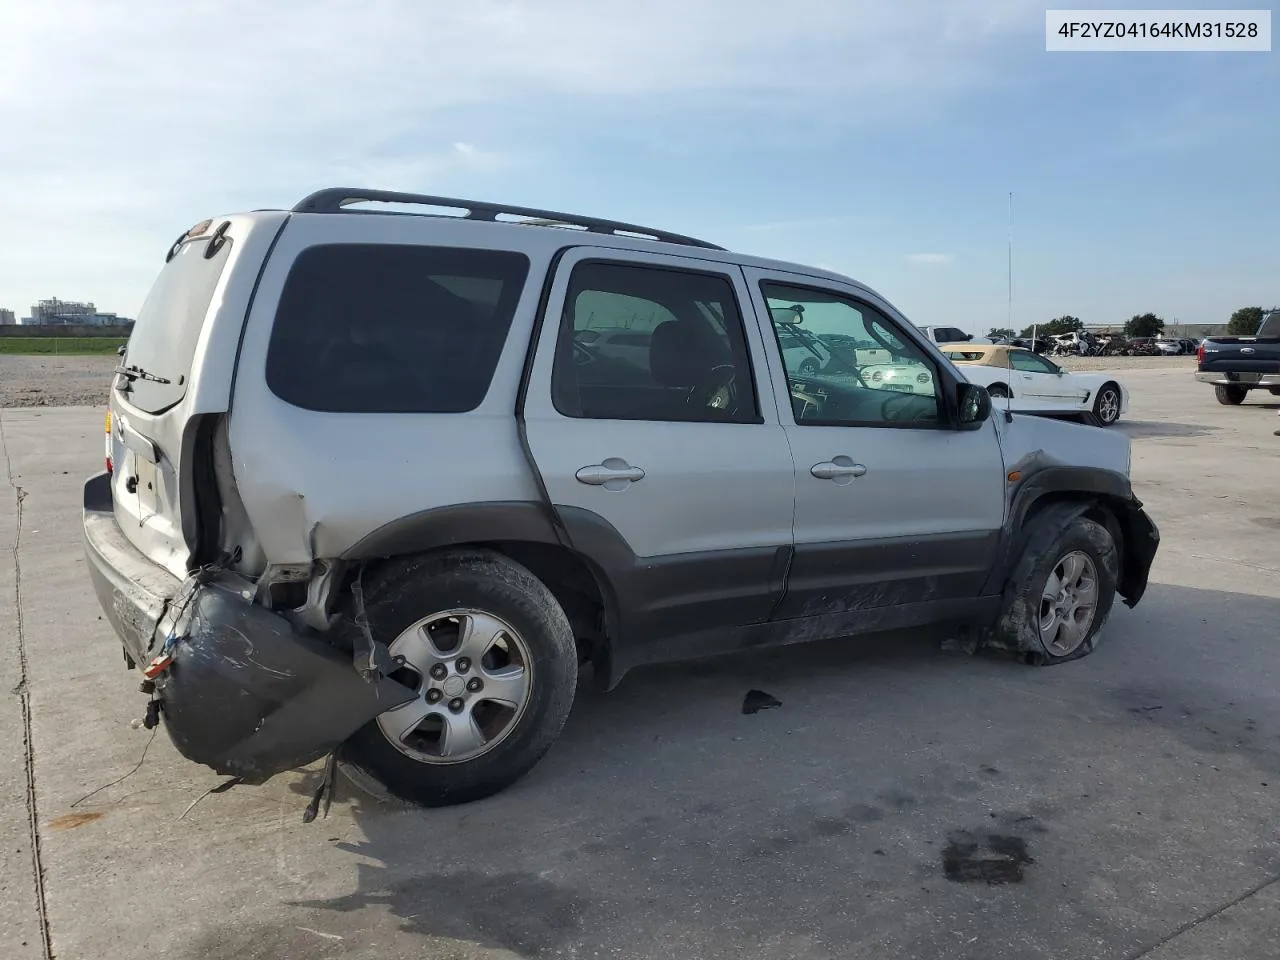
104, 409, 113, 475
1196, 343, 1205, 365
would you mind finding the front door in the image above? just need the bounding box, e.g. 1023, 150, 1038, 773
522, 248, 796, 654
1008, 349, 1088, 405
741, 267, 1008, 623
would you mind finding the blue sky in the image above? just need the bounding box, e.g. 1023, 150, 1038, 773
1, 0, 1276, 335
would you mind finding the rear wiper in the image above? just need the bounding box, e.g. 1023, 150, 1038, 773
114, 363, 172, 385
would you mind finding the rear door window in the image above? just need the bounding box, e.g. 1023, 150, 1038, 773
265, 244, 530, 413
120, 237, 233, 414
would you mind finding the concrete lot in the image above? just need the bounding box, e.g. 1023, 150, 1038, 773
2, 370, 1278, 960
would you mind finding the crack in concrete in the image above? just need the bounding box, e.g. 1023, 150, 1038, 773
1, 413, 55, 960
1123, 873, 1280, 960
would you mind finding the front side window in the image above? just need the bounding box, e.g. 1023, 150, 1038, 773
1008, 350, 1061, 374
266, 244, 530, 413
762, 282, 941, 427
552, 261, 760, 423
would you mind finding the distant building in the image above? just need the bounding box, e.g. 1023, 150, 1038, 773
0, 308, 15, 326
24, 298, 131, 326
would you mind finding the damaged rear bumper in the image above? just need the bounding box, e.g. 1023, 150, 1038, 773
82, 472, 414, 784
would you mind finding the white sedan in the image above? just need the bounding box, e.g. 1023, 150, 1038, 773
940, 344, 1129, 426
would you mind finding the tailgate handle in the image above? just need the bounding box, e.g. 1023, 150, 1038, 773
119, 420, 159, 464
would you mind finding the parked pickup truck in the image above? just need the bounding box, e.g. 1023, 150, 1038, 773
1196, 310, 1280, 405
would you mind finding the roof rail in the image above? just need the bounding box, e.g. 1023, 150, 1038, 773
291, 188, 726, 250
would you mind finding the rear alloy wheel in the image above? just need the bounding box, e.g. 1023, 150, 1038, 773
1214, 384, 1248, 405
1092, 383, 1122, 425
340, 550, 577, 807
989, 513, 1119, 665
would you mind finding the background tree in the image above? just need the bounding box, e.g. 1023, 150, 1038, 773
1123, 313, 1165, 338
1018, 315, 1082, 339
1226, 306, 1266, 336
987, 327, 1016, 339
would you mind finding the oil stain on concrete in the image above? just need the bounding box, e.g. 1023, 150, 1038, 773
941, 830, 1034, 885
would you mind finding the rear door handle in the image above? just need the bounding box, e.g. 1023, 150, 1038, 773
575, 458, 646, 489
811, 456, 867, 482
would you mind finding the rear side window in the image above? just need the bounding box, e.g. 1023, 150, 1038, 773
266, 244, 530, 413
120, 237, 233, 414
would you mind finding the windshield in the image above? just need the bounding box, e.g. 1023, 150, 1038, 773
118, 236, 233, 414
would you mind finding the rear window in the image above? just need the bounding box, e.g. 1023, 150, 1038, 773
265, 244, 530, 413
119, 237, 233, 414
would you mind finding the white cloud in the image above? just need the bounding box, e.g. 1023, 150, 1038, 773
907, 253, 955, 264
0, 0, 1035, 315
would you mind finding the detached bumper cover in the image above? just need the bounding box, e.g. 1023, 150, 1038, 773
1116, 498, 1159, 608
82, 472, 414, 784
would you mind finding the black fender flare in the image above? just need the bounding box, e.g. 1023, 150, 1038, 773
981, 466, 1159, 608
340, 501, 639, 688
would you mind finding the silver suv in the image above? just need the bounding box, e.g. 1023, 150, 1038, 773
83, 189, 1159, 808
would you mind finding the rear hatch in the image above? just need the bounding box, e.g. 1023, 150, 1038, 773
109, 221, 237, 579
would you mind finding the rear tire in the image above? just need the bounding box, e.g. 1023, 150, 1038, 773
339, 549, 578, 807
988, 513, 1119, 665
986, 383, 1011, 399
1215, 384, 1249, 405
1269, 387, 1280, 397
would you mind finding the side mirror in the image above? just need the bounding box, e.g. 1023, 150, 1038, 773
116, 344, 126, 356
956, 382, 992, 429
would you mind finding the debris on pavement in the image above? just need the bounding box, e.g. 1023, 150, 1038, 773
742, 689, 782, 715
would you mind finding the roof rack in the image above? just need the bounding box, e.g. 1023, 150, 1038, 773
291, 188, 726, 250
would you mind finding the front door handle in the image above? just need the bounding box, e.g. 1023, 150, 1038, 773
811, 456, 867, 482
575, 458, 646, 489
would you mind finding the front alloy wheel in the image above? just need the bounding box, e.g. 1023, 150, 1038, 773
1038, 551, 1099, 657
988, 513, 1119, 665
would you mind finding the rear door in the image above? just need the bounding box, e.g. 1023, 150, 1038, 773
522, 248, 795, 650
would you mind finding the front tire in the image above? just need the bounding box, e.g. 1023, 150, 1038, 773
339, 549, 578, 807
989, 514, 1119, 665
1215, 384, 1248, 405
1092, 382, 1122, 425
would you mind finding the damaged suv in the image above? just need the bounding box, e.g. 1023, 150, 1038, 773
84, 189, 1159, 808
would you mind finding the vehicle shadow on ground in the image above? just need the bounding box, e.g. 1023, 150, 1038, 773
210, 584, 1280, 960
1116, 419, 1217, 440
